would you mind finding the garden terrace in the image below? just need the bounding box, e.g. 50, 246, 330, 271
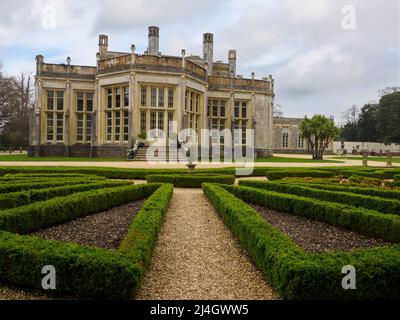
202, 183, 400, 299
0, 181, 173, 299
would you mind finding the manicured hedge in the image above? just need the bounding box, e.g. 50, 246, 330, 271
0, 179, 96, 195
239, 180, 400, 216
0, 166, 269, 179
0, 180, 132, 210
0, 183, 160, 234
0, 231, 139, 299
224, 183, 400, 242
283, 182, 400, 201
202, 183, 400, 299
118, 183, 173, 294
146, 174, 235, 187
395, 175, 400, 183
0, 183, 173, 299
0, 173, 106, 181
266, 170, 335, 181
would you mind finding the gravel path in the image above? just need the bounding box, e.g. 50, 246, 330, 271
34, 199, 145, 250
251, 204, 391, 253
136, 188, 278, 300
0, 286, 50, 300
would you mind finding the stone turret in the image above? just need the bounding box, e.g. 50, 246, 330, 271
99, 34, 108, 57
203, 33, 213, 76
228, 50, 236, 78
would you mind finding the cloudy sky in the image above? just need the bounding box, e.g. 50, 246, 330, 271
0, 0, 398, 123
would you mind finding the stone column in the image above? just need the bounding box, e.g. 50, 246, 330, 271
94, 79, 101, 147
35, 79, 42, 147
64, 81, 71, 157
128, 72, 136, 147
178, 75, 186, 133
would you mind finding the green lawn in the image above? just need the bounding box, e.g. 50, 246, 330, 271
0, 154, 343, 163
332, 156, 400, 163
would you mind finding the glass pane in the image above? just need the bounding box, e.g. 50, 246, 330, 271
168, 89, 174, 108
115, 88, 121, 109
124, 87, 129, 107
242, 102, 247, 118
86, 93, 93, 112
220, 100, 226, 117
151, 88, 157, 107
141, 87, 147, 107
47, 91, 54, 110
107, 89, 112, 108
77, 92, 84, 112
212, 100, 218, 117
56, 92, 63, 111
158, 88, 164, 108
140, 111, 147, 133
106, 111, 112, 141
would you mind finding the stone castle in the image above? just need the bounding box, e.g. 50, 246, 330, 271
29, 26, 311, 159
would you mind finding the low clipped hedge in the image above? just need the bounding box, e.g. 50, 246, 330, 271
0, 179, 98, 195
118, 183, 173, 291
0, 166, 269, 179
0, 183, 173, 299
0, 173, 106, 181
0, 183, 159, 234
0, 180, 132, 210
266, 170, 335, 181
395, 175, 400, 182
239, 180, 400, 216
225, 183, 400, 242
202, 183, 400, 299
283, 181, 400, 201
146, 174, 235, 187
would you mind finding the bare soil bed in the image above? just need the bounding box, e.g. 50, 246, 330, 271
33, 199, 145, 250
250, 204, 391, 253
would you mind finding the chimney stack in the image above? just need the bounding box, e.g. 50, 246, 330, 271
148, 26, 160, 55
35, 54, 44, 76
99, 35, 108, 57
228, 50, 236, 78
203, 33, 213, 76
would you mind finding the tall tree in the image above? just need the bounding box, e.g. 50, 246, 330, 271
1, 72, 34, 148
358, 103, 379, 142
375, 91, 400, 144
340, 105, 359, 141
0, 64, 19, 130
300, 115, 340, 160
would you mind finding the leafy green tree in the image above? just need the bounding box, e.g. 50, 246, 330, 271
358, 103, 379, 142
300, 115, 340, 160
375, 92, 400, 144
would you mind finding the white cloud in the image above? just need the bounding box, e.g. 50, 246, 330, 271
0, 0, 398, 122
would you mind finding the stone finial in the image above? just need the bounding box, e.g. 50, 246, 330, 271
131, 44, 136, 53
251, 72, 255, 80
181, 49, 186, 57
66, 57, 71, 65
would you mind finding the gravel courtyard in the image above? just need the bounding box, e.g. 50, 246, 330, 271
136, 188, 278, 300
